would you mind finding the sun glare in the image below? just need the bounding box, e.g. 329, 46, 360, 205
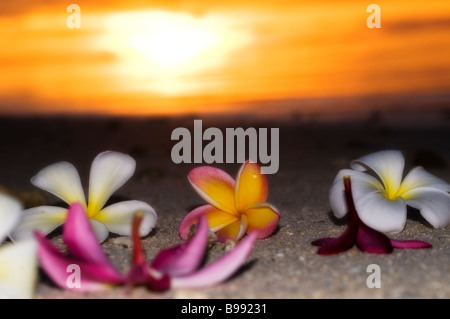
96, 11, 252, 95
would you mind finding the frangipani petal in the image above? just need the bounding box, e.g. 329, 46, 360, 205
95, 200, 157, 237
10, 206, 67, 241
244, 203, 279, 239
178, 205, 238, 240
63, 203, 112, 266
0, 192, 23, 243
152, 215, 209, 277
390, 239, 432, 249
0, 239, 37, 299
35, 232, 120, 292
356, 191, 407, 233
399, 166, 450, 195
351, 150, 405, 199
356, 222, 393, 254
329, 169, 383, 218
126, 265, 171, 292
236, 214, 248, 241
216, 218, 246, 242
88, 218, 110, 243
403, 188, 450, 229
31, 161, 87, 207
311, 220, 359, 255
171, 231, 257, 289
188, 166, 237, 215
235, 161, 268, 212
88, 151, 136, 216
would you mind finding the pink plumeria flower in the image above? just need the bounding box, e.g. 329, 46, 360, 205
329, 150, 450, 233
312, 175, 432, 255
0, 192, 37, 299
35, 202, 257, 292
179, 161, 280, 242
12, 151, 157, 243
35, 203, 125, 291
129, 211, 258, 290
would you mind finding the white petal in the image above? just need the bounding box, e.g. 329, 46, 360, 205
355, 191, 407, 233
399, 166, 450, 195
88, 218, 110, 243
329, 169, 384, 218
0, 193, 23, 243
404, 187, 450, 229
31, 161, 87, 207
95, 200, 157, 237
0, 239, 37, 299
87, 151, 136, 215
9, 206, 67, 241
351, 150, 405, 197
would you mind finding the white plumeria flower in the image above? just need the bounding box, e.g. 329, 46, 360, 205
0, 239, 37, 299
11, 151, 157, 243
0, 192, 22, 243
330, 150, 450, 233
0, 192, 37, 299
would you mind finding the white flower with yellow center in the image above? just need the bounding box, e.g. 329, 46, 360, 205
0, 192, 37, 299
11, 151, 157, 243
330, 150, 450, 233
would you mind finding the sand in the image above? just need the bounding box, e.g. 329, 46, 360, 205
0, 112, 449, 299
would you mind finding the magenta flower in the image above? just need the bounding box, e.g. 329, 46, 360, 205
312, 175, 432, 255
35, 203, 125, 291
35, 202, 257, 292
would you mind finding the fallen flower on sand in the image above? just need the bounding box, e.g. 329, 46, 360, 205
12, 151, 157, 243
35, 202, 257, 292
179, 161, 280, 242
0, 192, 37, 299
312, 175, 432, 254
329, 150, 450, 233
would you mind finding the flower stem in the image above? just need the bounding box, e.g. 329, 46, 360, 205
343, 175, 359, 225
132, 211, 146, 265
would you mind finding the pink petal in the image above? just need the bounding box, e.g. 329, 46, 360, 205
355, 222, 393, 254
35, 232, 123, 291
152, 215, 208, 277
390, 239, 432, 249
311, 220, 359, 255
126, 264, 171, 292
63, 202, 112, 266
171, 231, 258, 289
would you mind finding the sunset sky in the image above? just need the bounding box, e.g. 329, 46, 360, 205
0, 0, 449, 116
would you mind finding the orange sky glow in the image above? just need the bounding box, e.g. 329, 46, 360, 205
0, 0, 449, 116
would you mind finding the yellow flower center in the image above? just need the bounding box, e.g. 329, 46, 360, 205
381, 175, 403, 200
383, 178, 410, 201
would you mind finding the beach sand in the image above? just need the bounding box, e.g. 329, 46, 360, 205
0, 111, 449, 299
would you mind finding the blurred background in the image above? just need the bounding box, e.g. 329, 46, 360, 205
0, 0, 449, 119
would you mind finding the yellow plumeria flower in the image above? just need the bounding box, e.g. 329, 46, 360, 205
179, 161, 280, 242
0, 192, 37, 299
330, 150, 450, 233
11, 151, 157, 243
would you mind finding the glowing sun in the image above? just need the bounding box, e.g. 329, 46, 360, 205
97, 10, 252, 95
